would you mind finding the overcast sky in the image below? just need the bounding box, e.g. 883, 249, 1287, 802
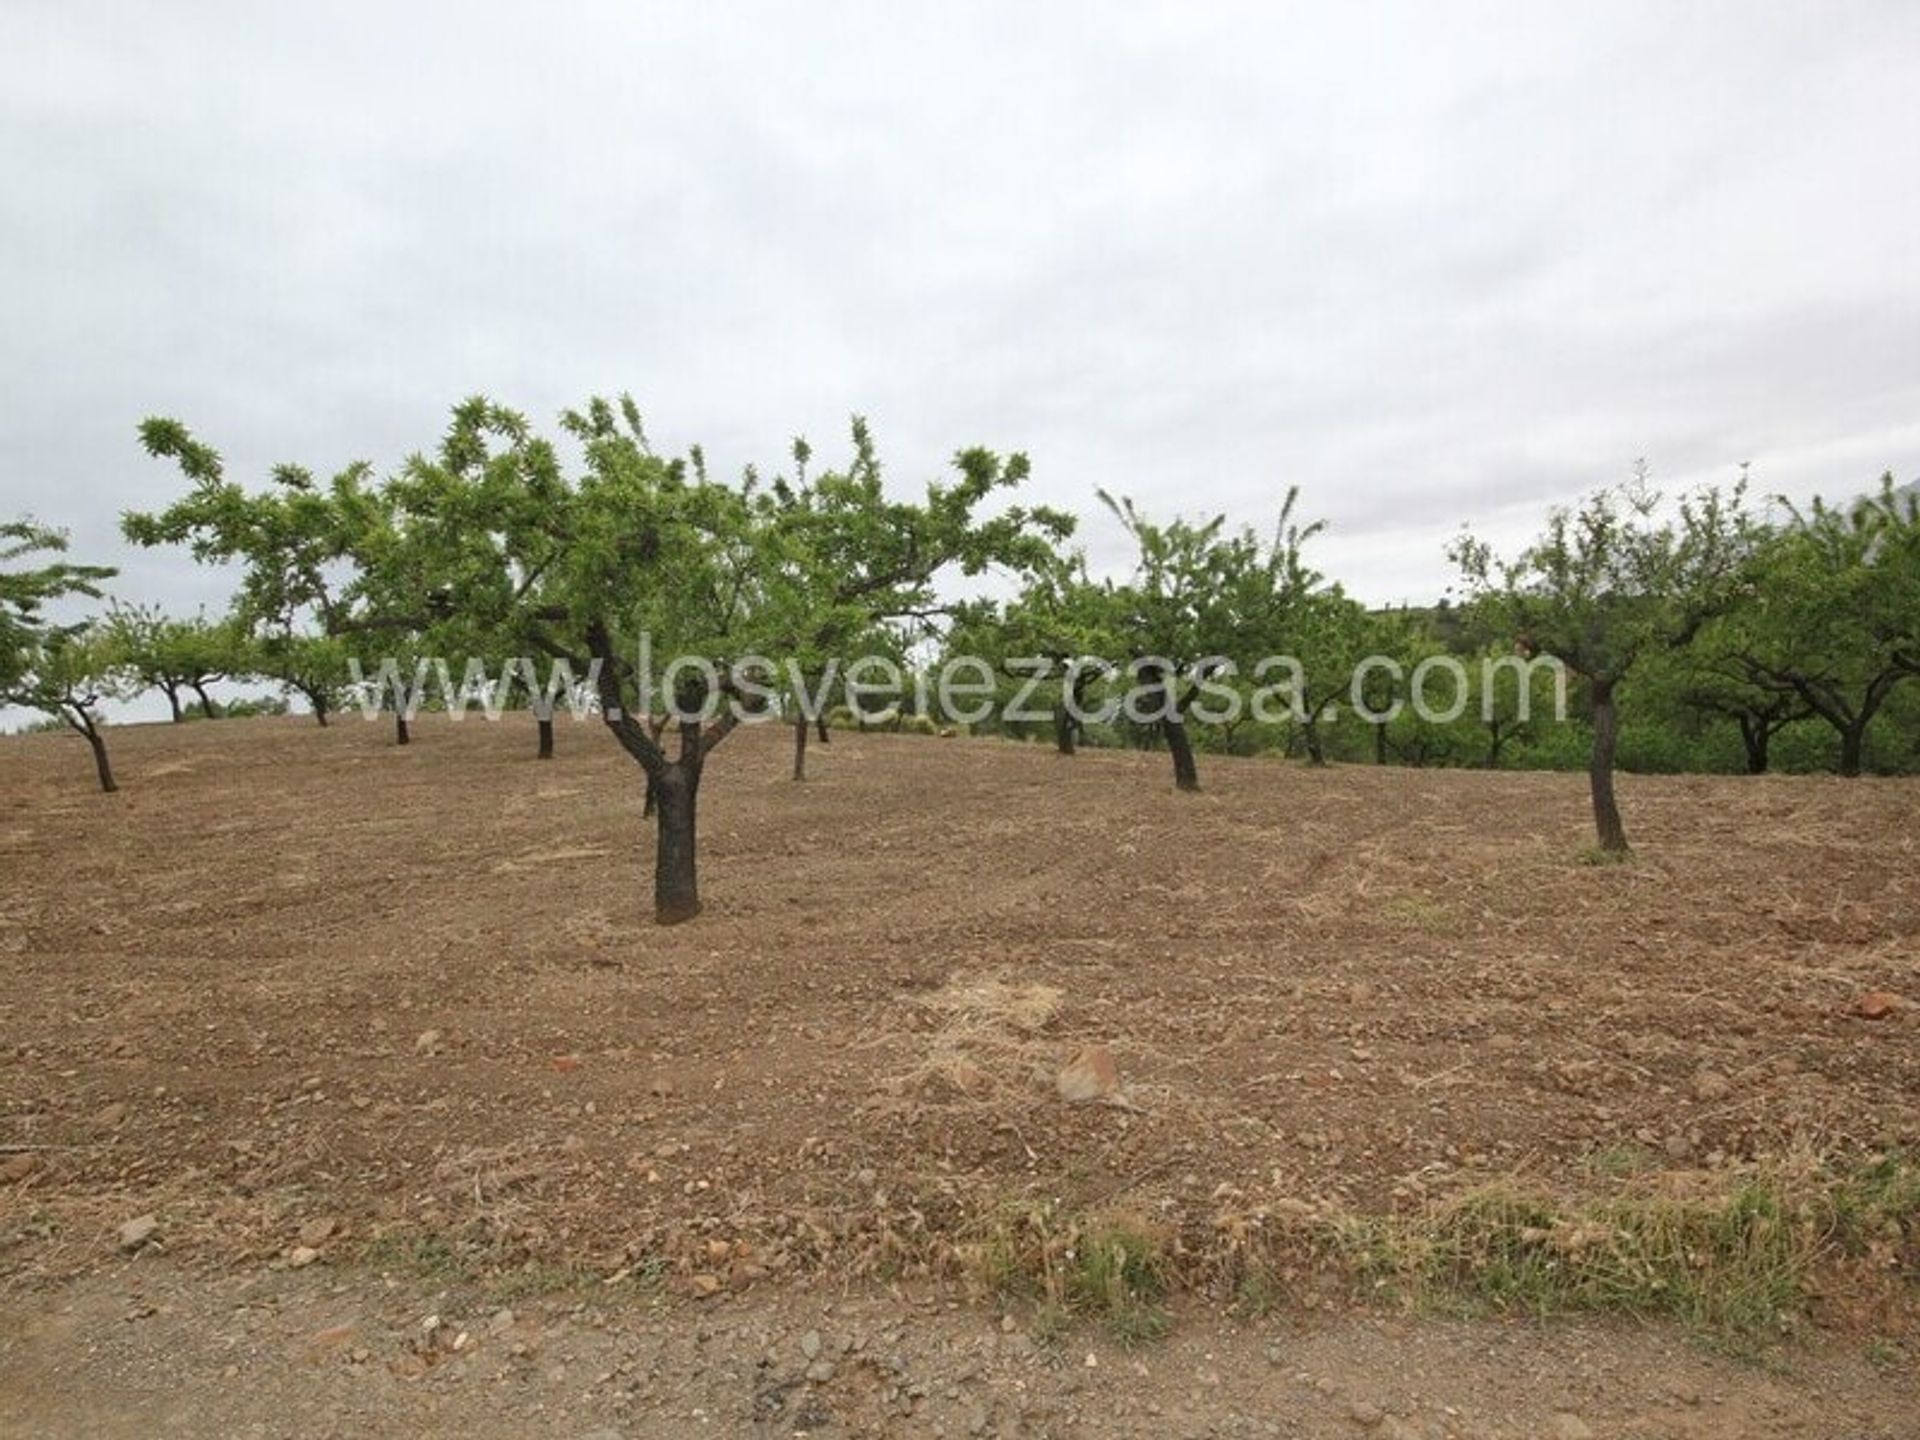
4, 1, 1919, 641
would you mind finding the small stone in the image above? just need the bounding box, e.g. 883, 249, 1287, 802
805, 1360, 836, 1384
0, 1153, 41, 1184
118, 1214, 159, 1251
92, 1102, 129, 1129
414, 1028, 443, 1055
800, 1329, 823, 1359
1854, 991, 1901, 1020
1348, 1399, 1386, 1427
286, 1245, 321, 1268
1549, 1415, 1594, 1440
1691, 1070, 1732, 1103
297, 1216, 337, 1247
488, 1307, 516, 1336
966, 1400, 991, 1435
1056, 1045, 1120, 1104
729, 1262, 766, 1291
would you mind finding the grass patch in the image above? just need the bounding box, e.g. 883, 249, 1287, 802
1580, 1142, 1661, 1179
360, 1229, 477, 1285
1577, 844, 1636, 866
1378, 892, 1452, 929
961, 1203, 1171, 1345
484, 1259, 600, 1305
1327, 1155, 1920, 1338
358, 1228, 609, 1304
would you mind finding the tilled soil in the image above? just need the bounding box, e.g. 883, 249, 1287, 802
1, 713, 1917, 1434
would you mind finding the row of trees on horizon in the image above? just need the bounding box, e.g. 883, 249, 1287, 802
4, 397, 1916, 921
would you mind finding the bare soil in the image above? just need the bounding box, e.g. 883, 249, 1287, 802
2, 714, 1916, 1436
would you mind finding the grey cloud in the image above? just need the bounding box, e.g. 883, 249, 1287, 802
3, 0, 1916, 637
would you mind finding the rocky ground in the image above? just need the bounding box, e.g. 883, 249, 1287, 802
5, 1257, 1916, 1438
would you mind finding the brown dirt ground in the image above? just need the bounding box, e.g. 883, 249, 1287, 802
1, 714, 1917, 1436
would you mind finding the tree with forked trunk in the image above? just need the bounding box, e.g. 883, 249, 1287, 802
1703, 477, 1919, 777
102, 603, 243, 721
289, 395, 1068, 924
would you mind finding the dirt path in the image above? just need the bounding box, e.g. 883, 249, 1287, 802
4, 1259, 1914, 1439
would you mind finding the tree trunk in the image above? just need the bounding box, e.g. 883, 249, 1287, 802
1163, 713, 1199, 790
1588, 678, 1629, 854
641, 714, 670, 815
312, 692, 330, 727
65, 709, 117, 793
792, 710, 810, 779
394, 711, 410, 746
191, 682, 216, 720
87, 728, 116, 793
1053, 701, 1076, 756
1738, 716, 1769, 775
1837, 722, 1865, 778
162, 683, 183, 723
1143, 664, 1198, 790
1372, 722, 1388, 766
536, 716, 554, 760
652, 765, 701, 925
817, 713, 830, 744
1484, 722, 1506, 769
1302, 718, 1326, 767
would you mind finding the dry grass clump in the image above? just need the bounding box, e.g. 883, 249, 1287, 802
880, 973, 1066, 1105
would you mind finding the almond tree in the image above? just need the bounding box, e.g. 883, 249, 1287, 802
754, 421, 1073, 780
1097, 487, 1327, 789
976, 552, 1123, 755
1712, 478, 1918, 776
1452, 469, 1753, 853
124, 423, 404, 734
103, 603, 243, 720
365, 395, 1066, 924
2, 520, 123, 792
